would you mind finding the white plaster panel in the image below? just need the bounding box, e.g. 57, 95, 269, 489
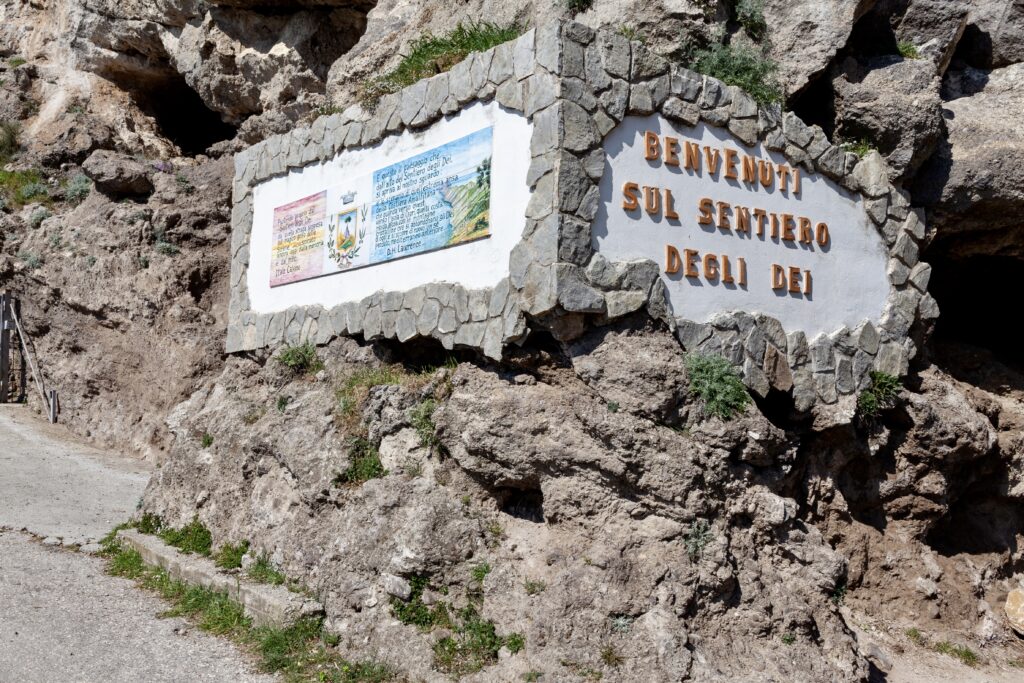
594, 115, 890, 337
248, 102, 532, 313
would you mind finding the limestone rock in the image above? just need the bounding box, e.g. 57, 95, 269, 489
913, 63, 1024, 258
761, 0, 878, 96
82, 150, 155, 196
1006, 587, 1024, 636
832, 55, 943, 180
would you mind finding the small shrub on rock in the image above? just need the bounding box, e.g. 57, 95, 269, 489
159, 517, 213, 556
361, 22, 522, 106
64, 173, 91, 203
856, 371, 901, 420
276, 341, 323, 375
28, 206, 51, 229
686, 353, 751, 420
214, 541, 249, 570
0, 120, 18, 161
688, 42, 783, 105
685, 519, 712, 561
247, 554, 287, 585
735, 0, 767, 40
410, 398, 440, 449
898, 40, 919, 59
335, 436, 387, 485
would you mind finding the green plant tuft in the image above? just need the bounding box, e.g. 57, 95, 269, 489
0, 121, 19, 161
154, 240, 180, 256
934, 641, 979, 667
735, 0, 767, 40
686, 353, 751, 420
432, 605, 514, 675
471, 562, 491, 585
336, 366, 404, 422
137, 512, 163, 535
361, 22, 522, 107
897, 40, 919, 59
685, 519, 712, 561
214, 540, 249, 570
17, 250, 42, 269
276, 341, 324, 374
688, 42, 783, 105
335, 436, 387, 485
841, 138, 875, 157
29, 206, 51, 229
618, 25, 645, 43
276, 395, 291, 413
159, 517, 213, 556
781, 633, 796, 645
600, 644, 623, 667
247, 553, 288, 586
201, 432, 214, 448
856, 371, 901, 420
64, 173, 91, 203
411, 398, 440, 449
524, 579, 546, 596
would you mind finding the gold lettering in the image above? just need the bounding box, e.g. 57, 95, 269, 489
788, 266, 801, 293
816, 222, 830, 247
793, 167, 801, 196
736, 206, 751, 234
664, 136, 680, 166
684, 142, 701, 171
753, 208, 767, 237
777, 164, 791, 193
804, 269, 812, 295
684, 249, 700, 278
758, 160, 774, 189
722, 254, 734, 283
665, 189, 679, 220
643, 186, 661, 215
704, 146, 721, 175
622, 182, 639, 211
697, 197, 714, 225
742, 155, 757, 184
644, 131, 660, 161
738, 257, 747, 286
703, 253, 719, 281
771, 264, 786, 290
724, 148, 739, 179
798, 216, 813, 244
716, 201, 731, 231
665, 245, 681, 274
771, 212, 780, 239
781, 213, 795, 241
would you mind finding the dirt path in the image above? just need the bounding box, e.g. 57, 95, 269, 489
0, 406, 276, 682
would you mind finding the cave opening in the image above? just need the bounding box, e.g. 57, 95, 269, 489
927, 253, 1024, 370
136, 72, 238, 156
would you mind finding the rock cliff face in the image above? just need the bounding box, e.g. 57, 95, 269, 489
2, 0, 1024, 680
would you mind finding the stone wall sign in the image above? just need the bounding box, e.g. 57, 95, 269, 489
596, 118, 890, 337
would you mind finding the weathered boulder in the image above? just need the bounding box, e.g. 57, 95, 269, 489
895, 0, 969, 74
761, 0, 879, 96
1006, 587, 1024, 636
832, 55, 943, 179
913, 62, 1024, 258
958, 0, 1024, 68
34, 112, 115, 167
82, 150, 154, 196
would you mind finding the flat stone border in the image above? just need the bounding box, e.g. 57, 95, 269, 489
226, 19, 933, 409
117, 529, 323, 628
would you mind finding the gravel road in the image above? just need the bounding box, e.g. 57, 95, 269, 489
0, 406, 276, 682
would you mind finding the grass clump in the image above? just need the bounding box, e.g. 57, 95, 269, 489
7, 57, 26, 68
841, 138, 875, 157
856, 371, 901, 420
433, 605, 521, 675
28, 206, 50, 229
201, 432, 214, 448
411, 399, 440, 449
154, 240, 180, 256
898, 40, 919, 59
934, 641, 979, 666
688, 42, 782, 105
361, 22, 522, 106
470, 562, 491, 585
336, 365, 404, 422
905, 627, 926, 646
685, 519, 712, 561
335, 436, 387, 485
102, 535, 397, 682
0, 121, 18, 161
276, 395, 291, 413
214, 540, 250, 570
277, 341, 324, 375
137, 512, 163, 534
159, 517, 213, 556
524, 579, 546, 596
781, 633, 796, 645
735, 0, 767, 40
600, 645, 623, 667
64, 173, 91, 203
247, 554, 288, 586
391, 576, 449, 629
17, 250, 42, 269
618, 25, 645, 43
686, 353, 751, 420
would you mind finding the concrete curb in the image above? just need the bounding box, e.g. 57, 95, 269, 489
117, 529, 323, 628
